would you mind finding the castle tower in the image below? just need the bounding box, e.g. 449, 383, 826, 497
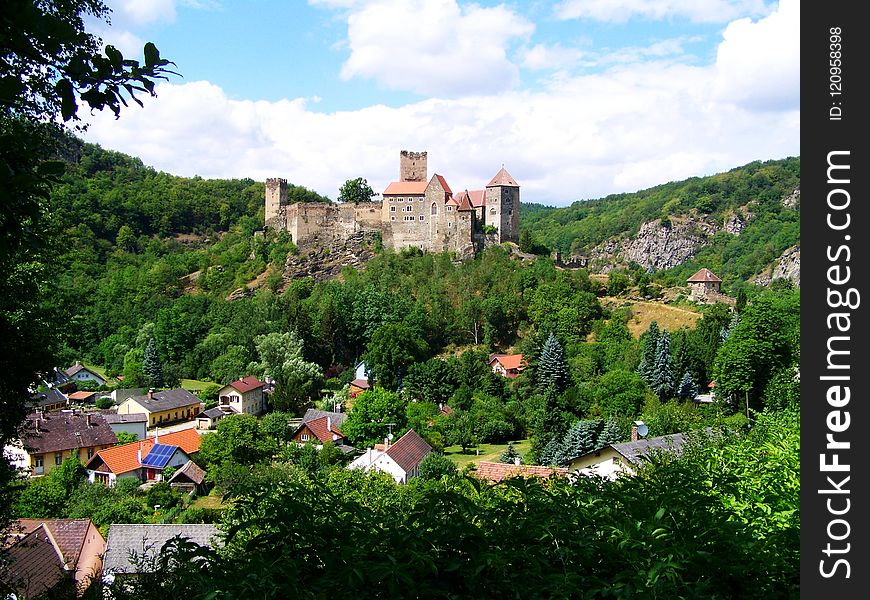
265, 177, 288, 225
484, 167, 520, 243
400, 150, 427, 182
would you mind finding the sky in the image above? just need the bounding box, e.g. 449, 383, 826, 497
80, 0, 800, 206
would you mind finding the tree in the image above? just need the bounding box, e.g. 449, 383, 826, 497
143, 337, 164, 389
678, 371, 698, 400
650, 330, 675, 400
363, 323, 429, 392
596, 418, 622, 449
341, 388, 407, 449
417, 452, 457, 481
116, 224, 137, 253
499, 442, 522, 465
115, 431, 138, 444
537, 332, 568, 394
338, 177, 376, 204
558, 420, 598, 463
594, 369, 650, 417
636, 320, 660, 383
250, 331, 321, 414
403, 358, 458, 405
199, 414, 276, 469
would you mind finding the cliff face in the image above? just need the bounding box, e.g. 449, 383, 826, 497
584, 188, 800, 287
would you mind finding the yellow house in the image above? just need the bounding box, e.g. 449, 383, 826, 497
17, 411, 117, 476
562, 432, 689, 480
117, 388, 202, 428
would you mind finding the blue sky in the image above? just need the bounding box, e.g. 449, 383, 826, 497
82, 0, 799, 206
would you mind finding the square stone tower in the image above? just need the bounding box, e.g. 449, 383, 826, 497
265, 177, 288, 224
485, 167, 520, 243
400, 150, 427, 182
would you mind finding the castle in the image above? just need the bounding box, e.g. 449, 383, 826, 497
264, 150, 520, 258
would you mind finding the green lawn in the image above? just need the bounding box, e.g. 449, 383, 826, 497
442, 439, 532, 469
191, 492, 231, 510
181, 378, 216, 393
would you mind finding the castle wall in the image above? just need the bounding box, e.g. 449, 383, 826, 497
265, 178, 287, 224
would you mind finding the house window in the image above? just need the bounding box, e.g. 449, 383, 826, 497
87, 447, 94, 459
301, 433, 310, 442
55, 452, 63, 466
35, 456, 43, 469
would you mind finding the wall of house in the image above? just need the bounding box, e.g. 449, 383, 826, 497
219, 387, 265, 416
76, 523, 105, 591
29, 444, 112, 476
565, 447, 632, 480
109, 421, 147, 440
118, 399, 200, 427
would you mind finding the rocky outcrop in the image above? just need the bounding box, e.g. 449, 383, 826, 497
753, 245, 801, 288
587, 214, 721, 272
281, 231, 380, 284
783, 188, 800, 210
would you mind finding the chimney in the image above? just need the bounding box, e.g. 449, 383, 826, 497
86, 414, 91, 427
147, 388, 154, 399
138, 441, 142, 464
327, 416, 332, 432
384, 437, 390, 449
154, 428, 159, 444
631, 425, 638, 442
514, 457, 521, 466
35, 419, 40, 433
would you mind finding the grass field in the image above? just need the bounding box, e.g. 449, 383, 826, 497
191, 492, 231, 510
442, 439, 532, 469
601, 299, 702, 338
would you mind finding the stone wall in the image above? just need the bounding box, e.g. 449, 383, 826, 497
400, 150, 427, 182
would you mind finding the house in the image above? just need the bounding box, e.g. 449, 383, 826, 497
63, 361, 107, 386
354, 360, 369, 381
1, 518, 105, 598
687, 268, 723, 303
196, 406, 228, 430
16, 411, 117, 476
349, 378, 371, 398
102, 524, 221, 584
561, 432, 690, 480
474, 461, 569, 483
101, 411, 148, 441
29, 387, 68, 412
348, 428, 432, 484
292, 415, 345, 446
117, 388, 202, 428
217, 376, 266, 416
488, 353, 526, 379
68, 390, 98, 404
167, 460, 207, 494
84, 428, 202, 486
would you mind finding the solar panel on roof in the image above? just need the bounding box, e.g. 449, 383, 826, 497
140, 443, 178, 468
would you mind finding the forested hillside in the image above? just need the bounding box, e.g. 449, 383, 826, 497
520, 157, 800, 288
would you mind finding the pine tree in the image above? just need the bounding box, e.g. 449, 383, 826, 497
650, 329, 675, 400
499, 442, 522, 465
637, 321, 660, 383
537, 333, 569, 394
596, 418, 622, 449
143, 337, 164, 389
558, 420, 598, 464
678, 371, 698, 400
538, 436, 564, 466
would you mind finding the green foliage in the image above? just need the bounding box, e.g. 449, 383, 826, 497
338, 177, 376, 204
342, 388, 408, 449
199, 414, 276, 470
95, 396, 114, 409
536, 333, 568, 394
403, 358, 458, 405
143, 336, 164, 388
593, 368, 651, 418
115, 431, 138, 444
596, 418, 622, 448
363, 323, 429, 391
251, 331, 321, 414
416, 452, 457, 481
650, 329, 675, 400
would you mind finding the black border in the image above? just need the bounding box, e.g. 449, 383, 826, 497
801, 1, 869, 596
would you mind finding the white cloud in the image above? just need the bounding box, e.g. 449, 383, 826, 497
337, 0, 534, 96
522, 43, 588, 71
713, 0, 799, 111
80, 51, 798, 207
553, 0, 771, 23
109, 0, 177, 26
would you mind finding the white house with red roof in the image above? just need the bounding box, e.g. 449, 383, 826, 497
84, 428, 201, 486
348, 429, 432, 484
488, 353, 527, 379
217, 376, 266, 416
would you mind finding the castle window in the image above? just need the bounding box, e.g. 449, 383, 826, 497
446, 206, 453, 212
398, 197, 404, 202
418, 196, 423, 202
391, 216, 396, 221
419, 215, 424, 221
448, 222, 453, 228
431, 203, 437, 215
391, 206, 396, 212
490, 208, 496, 214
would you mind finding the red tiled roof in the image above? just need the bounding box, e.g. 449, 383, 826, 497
433, 174, 452, 195
300, 415, 344, 444
12, 519, 96, 568
445, 196, 459, 207
489, 354, 525, 370
474, 461, 569, 483
687, 268, 722, 283
350, 378, 370, 389
384, 181, 428, 195
455, 189, 486, 208
487, 167, 519, 187
86, 428, 201, 475
385, 429, 431, 473
3, 525, 67, 598
68, 391, 97, 401
226, 376, 264, 393
457, 193, 474, 211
